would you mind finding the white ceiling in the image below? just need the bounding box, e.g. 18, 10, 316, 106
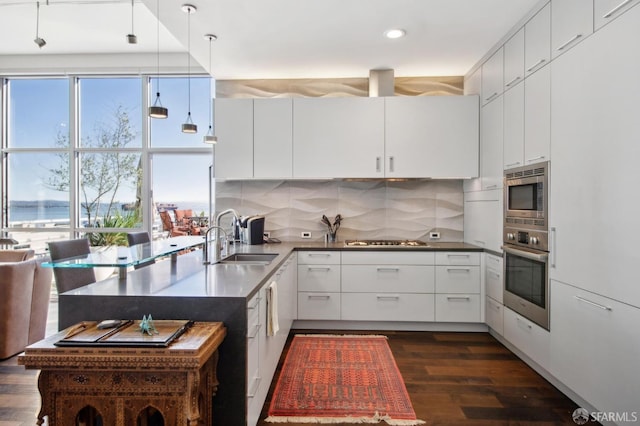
0, 0, 542, 79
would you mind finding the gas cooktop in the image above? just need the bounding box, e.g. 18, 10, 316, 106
344, 239, 429, 247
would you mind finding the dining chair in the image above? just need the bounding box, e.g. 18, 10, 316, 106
127, 231, 155, 270
47, 239, 96, 294
159, 211, 189, 237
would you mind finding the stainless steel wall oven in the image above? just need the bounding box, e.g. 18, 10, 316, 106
503, 162, 550, 330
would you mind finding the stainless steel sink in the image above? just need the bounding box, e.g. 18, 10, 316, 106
218, 253, 278, 264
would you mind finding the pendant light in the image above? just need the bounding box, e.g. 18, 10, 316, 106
126, 0, 137, 44
34, 1, 46, 48
181, 4, 197, 134
203, 34, 218, 144
149, 0, 168, 119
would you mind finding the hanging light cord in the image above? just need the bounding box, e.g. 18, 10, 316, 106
208, 35, 213, 131
155, 0, 161, 99
187, 6, 192, 117
35, 1, 41, 38
130, 0, 135, 35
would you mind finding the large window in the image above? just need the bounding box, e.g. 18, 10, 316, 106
2, 75, 213, 252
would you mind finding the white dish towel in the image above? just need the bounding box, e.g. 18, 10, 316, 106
266, 280, 279, 336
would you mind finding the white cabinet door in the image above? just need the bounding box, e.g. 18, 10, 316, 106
293, 97, 384, 178
503, 307, 550, 369
485, 253, 503, 303
481, 48, 504, 105
525, 2, 551, 76
485, 296, 504, 335
254, 98, 292, 178
463, 189, 502, 253
435, 294, 481, 322
297, 264, 341, 292
385, 96, 479, 178
342, 293, 435, 322
214, 98, 253, 178
551, 0, 593, 58
594, 0, 640, 29
297, 293, 341, 320
523, 65, 550, 165
550, 280, 640, 415
503, 28, 525, 90
550, 6, 640, 307
342, 265, 435, 294
480, 96, 503, 189
503, 82, 525, 169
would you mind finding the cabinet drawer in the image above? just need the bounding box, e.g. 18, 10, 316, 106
298, 251, 340, 265
435, 252, 480, 266
342, 265, 435, 293
435, 294, 481, 322
297, 292, 341, 320
341, 293, 434, 322
342, 251, 434, 265
435, 265, 480, 293
485, 254, 503, 303
504, 307, 550, 369
485, 296, 504, 335
297, 265, 341, 292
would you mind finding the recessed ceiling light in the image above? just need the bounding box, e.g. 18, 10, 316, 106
384, 29, 406, 39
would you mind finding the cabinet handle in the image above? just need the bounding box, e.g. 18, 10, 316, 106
446, 267, 471, 272
447, 253, 470, 258
526, 155, 546, 163
526, 58, 546, 73
488, 270, 501, 278
574, 296, 612, 311
484, 92, 499, 102
247, 376, 262, 398
505, 161, 522, 168
556, 34, 582, 51
308, 294, 330, 300
603, 0, 632, 18
516, 316, 533, 329
389, 156, 395, 172
376, 156, 381, 173
505, 76, 521, 88
550, 227, 557, 268
377, 267, 400, 272
247, 324, 261, 339
308, 253, 331, 257
446, 296, 471, 301
485, 184, 498, 189
376, 294, 400, 300
247, 297, 261, 310
490, 302, 501, 311
307, 266, 331, 272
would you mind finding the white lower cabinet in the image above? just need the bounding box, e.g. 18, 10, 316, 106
550, 280, 640, 416
297, 251, 341, 320
246, 292, 262, 426
485, 253, 504, 336
503, 307, 550, 370
298, 293, 341, 320
434, 252, 482, 322
485, 296, 504, 336
342, 293, 434, 322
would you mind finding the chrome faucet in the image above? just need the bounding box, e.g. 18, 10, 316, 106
203, 225, 229, 264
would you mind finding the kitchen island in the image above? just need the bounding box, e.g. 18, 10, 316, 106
58, 241, 483, 425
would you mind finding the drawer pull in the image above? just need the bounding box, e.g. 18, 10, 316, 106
505, 76, 521, 88
526, 58, 546, 73
308, 267, 331, 272
603, 0, 632, 18
446, 267, 471, 272
376, 295, 400, 300
491, 303, 501, 311
247, 297, 261, 310
308, 294, 331, 300
247, 324, 261, 339
247, 376, 262, 398
447, 254, 470, 258
446, 296, 471, 301
487, 270, 501, 278
556, 34, 582, 51
308, 253, 331, 257
377, 267, 400, 272
574, 296, 612, 311
516, 316, 532, 329
484, 92, 498, 102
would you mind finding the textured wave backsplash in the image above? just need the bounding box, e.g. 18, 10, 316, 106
215, 180, 463, 242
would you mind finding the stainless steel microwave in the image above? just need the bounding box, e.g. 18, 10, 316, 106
504, 161, 548, 232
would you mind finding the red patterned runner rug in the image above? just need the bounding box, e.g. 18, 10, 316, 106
265, 334, 425, 425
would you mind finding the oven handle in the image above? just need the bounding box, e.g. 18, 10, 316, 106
501, 246, 548, 262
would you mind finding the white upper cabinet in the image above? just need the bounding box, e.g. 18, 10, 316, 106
464, 67, 481, 96
524, 65, 550, 165
594, 0, 640, 29
503, 28, 525, 90
481, 48, 504, 105
503, 82, 525, 169
293, 97, 385, 178
254, 98, 293, 179
524, 2, 551, 76
385, 96, 479, 178
480, 96, 503, 189
214, 98, 254, 179
551, 0, 593, 58
463, 189, 503, 252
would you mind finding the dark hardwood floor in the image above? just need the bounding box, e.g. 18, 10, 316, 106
0, 301, 587, 426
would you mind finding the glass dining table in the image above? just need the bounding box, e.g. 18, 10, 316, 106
43, 235, 205, 281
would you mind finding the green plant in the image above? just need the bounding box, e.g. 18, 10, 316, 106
86, 211, 140, 247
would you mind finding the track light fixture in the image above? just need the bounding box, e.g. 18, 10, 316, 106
203, 34, 218, 144
127, 0, 137, 44
34, 1, 46, 48
149, 0, 168, 119
181, 4, 197, 134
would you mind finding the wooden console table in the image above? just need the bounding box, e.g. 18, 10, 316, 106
19, 321, 226, 426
